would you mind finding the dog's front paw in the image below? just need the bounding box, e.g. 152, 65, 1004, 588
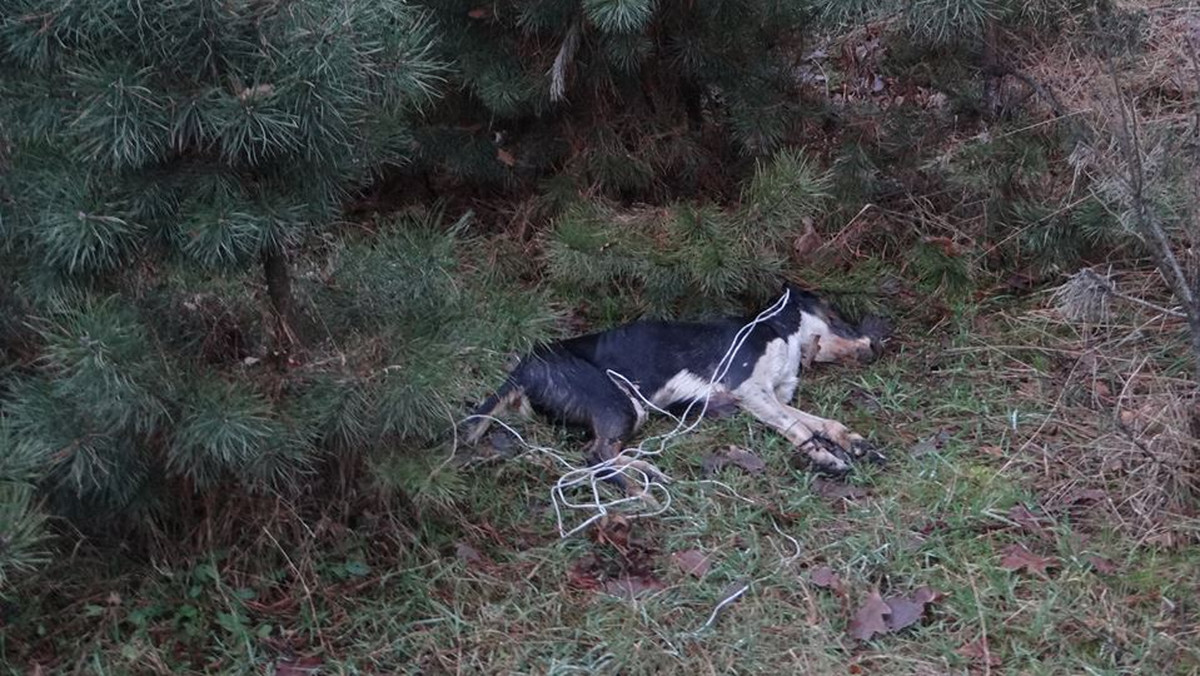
796, 435, 853, 477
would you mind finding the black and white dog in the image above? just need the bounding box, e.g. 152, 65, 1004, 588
464, 284, 889, 477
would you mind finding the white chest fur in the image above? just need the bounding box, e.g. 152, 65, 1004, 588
644, 328, 808, 410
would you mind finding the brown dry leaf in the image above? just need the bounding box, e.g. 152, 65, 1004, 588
847, 590, 891, 641
496, 148, 516, 167
883, 586, 941, 632
999, 543, 1058, 577
813, 477, 869, 501
602, 575, 665, 600
702, 445, 766, 476
1086, 555, 1119, 575
467, 7, 490, 19
792, 218, 822, 259
809, 565, 843, 592
672, 550, 711, 579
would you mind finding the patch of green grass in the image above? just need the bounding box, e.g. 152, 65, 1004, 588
6, 297, 1200, 675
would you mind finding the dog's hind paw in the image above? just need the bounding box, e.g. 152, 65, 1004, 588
797, 435, 853, 476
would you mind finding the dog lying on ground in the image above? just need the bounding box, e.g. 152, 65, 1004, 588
463, 284, 889, 478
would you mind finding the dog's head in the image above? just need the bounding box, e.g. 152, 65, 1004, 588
781, 283, 891, 365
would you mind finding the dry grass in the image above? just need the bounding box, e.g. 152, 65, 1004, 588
1022, 1, 1200, 122
1001, 269, 1200, 545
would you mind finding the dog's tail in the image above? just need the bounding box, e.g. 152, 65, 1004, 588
460, 381, 527, 445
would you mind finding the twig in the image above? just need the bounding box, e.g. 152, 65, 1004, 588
1103, 49, 1195, 309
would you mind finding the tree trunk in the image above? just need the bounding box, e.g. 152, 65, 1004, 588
262, 247, 298, 358
680, 77, 705, 131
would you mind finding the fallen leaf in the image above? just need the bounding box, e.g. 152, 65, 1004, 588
812, 477, 869, 501
702, 445, 766, 476
883, 586, 940, 632
847, 590, 891, 641
999, 543, 1058, 577
672, 550, 711, 579
602, 575, 664, 600
1086, 555, 1119, 575
792, 218, 822, 259
496, 148, 516, 167
467, 7, 490, 18
809, 565, 843, 592
957, 638, 1001, 667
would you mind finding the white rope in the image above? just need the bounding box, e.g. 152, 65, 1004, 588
460, 289, 793, 538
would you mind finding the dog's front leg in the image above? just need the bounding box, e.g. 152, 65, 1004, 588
734, 387, 852, 474
789, 409, 884, 464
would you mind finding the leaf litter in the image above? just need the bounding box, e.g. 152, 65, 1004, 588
999, 543, 1059, 577
847, 587, 942, 641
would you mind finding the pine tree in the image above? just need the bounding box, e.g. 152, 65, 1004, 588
410, 0, 812, 198
0, 0, 471, 584
544, 149, 832, 317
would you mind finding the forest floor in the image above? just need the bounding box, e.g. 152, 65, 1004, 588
8, 4, 1200, 673
7, 274, 1199, 674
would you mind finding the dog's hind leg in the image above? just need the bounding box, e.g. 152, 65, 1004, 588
511, 349, 648, 488
461, 382, 527, 446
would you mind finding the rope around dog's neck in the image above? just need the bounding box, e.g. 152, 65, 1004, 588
463, 288, 792, 538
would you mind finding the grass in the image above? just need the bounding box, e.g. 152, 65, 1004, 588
8, 9, 1200, 672
6, 285, 1199, 675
